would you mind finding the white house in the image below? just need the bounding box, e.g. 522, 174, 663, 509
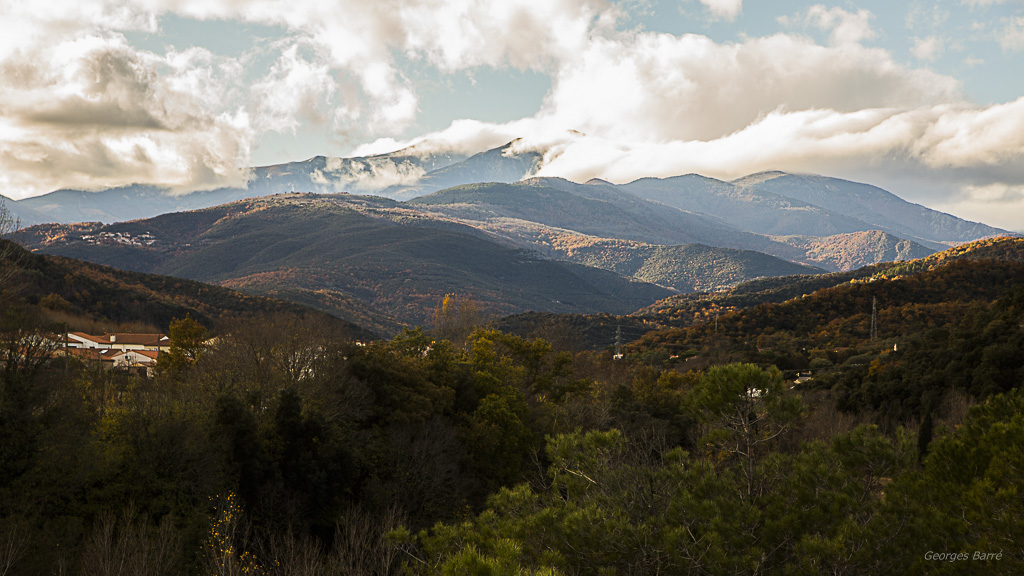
66, 332, 171, 352
63, 332, 167, 376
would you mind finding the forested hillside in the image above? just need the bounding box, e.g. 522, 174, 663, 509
0, 237, 1021, 575
0, 239, 368, 337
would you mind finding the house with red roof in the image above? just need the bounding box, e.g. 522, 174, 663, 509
63, 332, 169, 376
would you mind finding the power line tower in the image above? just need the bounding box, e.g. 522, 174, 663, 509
870, 296, 877, 342
614, 325, 623, 360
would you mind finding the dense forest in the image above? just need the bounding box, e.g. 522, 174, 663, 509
1, 236, 1022, 575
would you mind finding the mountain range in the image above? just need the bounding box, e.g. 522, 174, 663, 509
20, 195, 674, 334
10, 139, 1012, 334
6, 140, 1003, 248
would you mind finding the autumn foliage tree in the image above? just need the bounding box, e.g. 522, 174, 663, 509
432, 293, 481, 345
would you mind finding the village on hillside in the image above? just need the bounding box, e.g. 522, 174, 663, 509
61, 331, 170, 376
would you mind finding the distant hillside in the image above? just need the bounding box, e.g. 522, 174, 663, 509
775, 230, 934, 272
626, 241, 1024, 421
517, 233, 823, 292
618, 171, 1003, 250
23, 194, 672, 332
11, 141, 535, 226
733, 172, 1004, 247
490, 311, 657, 352
1, 195, 49, 227
412, 177, 956, 273
410, 179, 805, 260
635, 235, 1024, 328
620, 174, 876, 238
632, 247, 1024, 358
0, 238, 371, 338
872, 235, 1024, 278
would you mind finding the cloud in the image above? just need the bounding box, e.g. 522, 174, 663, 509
999, 16, 1024, 52
936, 183, 1024, 231
157, 0, 618, 129
524, 98, 1024, 185
295, 94, 1024, 233
351, 118, 536, 158
536, 31, 958, 142
310, 157, 427, 192
0, 29, 253, 197
696, 0, 742, 22
2, 0, 1023, 232
0, 0, 620, 198
804, 5, 877, 46
913, 98, 1024, 169
911, 36, 945, 61
250, 42, 337, 134
905, 5, 950, 30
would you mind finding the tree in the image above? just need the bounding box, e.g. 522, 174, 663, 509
432, 293, 482, 345
686, 363, 803, 498
916, 408, 933, 464
157, 316, 208, 374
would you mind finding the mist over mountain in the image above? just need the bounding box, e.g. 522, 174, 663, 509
382, 141, 543, 200
10, 144, 473, 225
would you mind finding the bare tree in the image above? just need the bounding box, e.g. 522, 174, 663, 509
78, 508, 181, 576
327, 506, 404, 576
0, 516, 29, 576
263, 531, 327, 576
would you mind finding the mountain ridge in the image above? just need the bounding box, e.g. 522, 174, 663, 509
21, 194, 674, 333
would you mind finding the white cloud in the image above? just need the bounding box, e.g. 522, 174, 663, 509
536, 31, 958, 142
696, 0, 742, 22
383, 72, 1024, 229
0, 0, 620, 198
805, 5, 877, 46
351, 118, 529, 158
250, 42, 337, 134
913, 98, 1024, 168
523, 99, 1024, 187
911, 36, 945, 61
1, 0, 1023, 232
905, 5, 950, 30
936, 183, 1024, 231
0, 28, 253, 197
311, 157, 426, 192
999, 16, 1024, 52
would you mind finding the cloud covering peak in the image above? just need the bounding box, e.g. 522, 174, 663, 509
2, 0, 1024, 230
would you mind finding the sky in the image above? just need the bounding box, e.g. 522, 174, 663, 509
1, 0, 1024, 231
